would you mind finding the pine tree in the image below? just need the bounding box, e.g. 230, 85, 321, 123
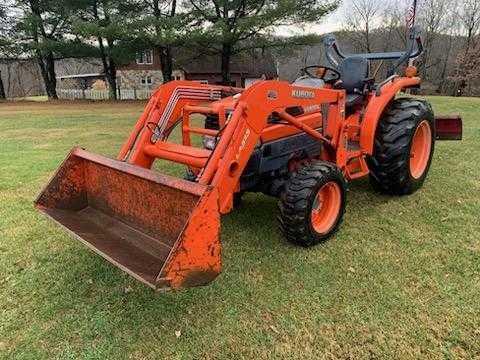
13, 0, 84, 99
74, 0, 142, 99
185, 0, 338, 84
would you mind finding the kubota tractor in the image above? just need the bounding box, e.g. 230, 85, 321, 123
35, 27, 462, 290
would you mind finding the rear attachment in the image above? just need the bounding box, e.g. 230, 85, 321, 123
435, 115, 462, 140
35, 148, 221, 290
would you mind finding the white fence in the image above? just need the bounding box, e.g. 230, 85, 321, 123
57, 88, 153, 101
117, 89, 153, 100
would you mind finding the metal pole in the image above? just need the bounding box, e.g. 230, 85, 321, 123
408, 0, 418, 67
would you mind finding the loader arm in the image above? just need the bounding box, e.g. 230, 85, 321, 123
122, 80, 344, 214
210, 81, 343, 213
118, 81, 241, 167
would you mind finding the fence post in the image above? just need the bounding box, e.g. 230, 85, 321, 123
82, 89, 86, 100
134, 88, 137, 100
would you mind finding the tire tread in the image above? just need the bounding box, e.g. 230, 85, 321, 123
368, 98, 435, 195
278, 161, 346, 247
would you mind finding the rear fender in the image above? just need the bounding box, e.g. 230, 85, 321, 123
360, 77, 421, 155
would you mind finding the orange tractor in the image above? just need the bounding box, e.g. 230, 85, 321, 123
35, 28, 462, 290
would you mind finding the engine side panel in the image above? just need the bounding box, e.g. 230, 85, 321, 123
240, 132, 322, 194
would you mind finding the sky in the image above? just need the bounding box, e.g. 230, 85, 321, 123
280, 0, 409, 36
278, 1, 349, 37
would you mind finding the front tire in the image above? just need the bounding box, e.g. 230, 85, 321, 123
278, 161, 347, 247
368, 98, 435, 195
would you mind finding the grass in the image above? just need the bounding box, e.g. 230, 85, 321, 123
7, 96, 49, 102
0, 97, 479, 359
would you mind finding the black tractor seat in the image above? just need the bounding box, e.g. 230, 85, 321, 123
336, 56, 372, 107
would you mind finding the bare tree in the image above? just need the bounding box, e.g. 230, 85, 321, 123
416, 0, 449, 79
436, 4, 461, 94
382, 0, 410, 47
459, 0, 480, 50
343, 0, 382, 52
452, 39, 480, 93
451, 0, 480, 94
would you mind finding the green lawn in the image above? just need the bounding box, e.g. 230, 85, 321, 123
0, 97, 479, 359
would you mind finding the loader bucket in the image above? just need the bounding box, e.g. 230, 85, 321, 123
35, 148, 221, 290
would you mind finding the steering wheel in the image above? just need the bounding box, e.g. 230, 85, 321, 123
302, 65, 341, 83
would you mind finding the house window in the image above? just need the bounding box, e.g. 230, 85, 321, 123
136, 50, 153, 65
141, 76, 153, 86
174, 75, 182, 81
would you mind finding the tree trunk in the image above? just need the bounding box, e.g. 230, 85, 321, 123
97, 36, 117, 100
153, 0, 176, 83
92, 1, 117, 100
46, 52, 58, 99
37, 53, 58, 100
105, 35, 118, 100
28, 0, 58, 100
106, 58, 117, 100
159, 46, 174, 83
365, 23, 371, 53
437, 34, 453, 94
0, 70, 6, 100
221, 43, 232, 85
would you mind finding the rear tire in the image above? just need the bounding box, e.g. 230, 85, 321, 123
368, 98, 435, 195
278, 161, 347, 247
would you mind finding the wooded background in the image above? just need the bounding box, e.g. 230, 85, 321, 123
1, 0, 479, 100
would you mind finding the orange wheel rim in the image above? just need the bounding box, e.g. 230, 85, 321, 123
311, 182, 342, 235
410, 120, 432, 179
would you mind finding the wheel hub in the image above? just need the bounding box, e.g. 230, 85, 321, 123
311, 182, 342, 235
410, 120, 432, 179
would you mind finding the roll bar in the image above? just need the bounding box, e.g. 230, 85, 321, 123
323, 26, 424, 75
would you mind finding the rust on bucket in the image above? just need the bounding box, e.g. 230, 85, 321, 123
35, 148, 221, 290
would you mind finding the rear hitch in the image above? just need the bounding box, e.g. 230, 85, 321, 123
435, 115, 462, 140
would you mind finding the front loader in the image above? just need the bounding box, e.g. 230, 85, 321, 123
35, 27, 462, 291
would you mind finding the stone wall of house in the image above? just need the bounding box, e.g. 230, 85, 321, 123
0, 57, 106, 98
56, 76, 105, 90
0, 59, 45, 98
57, 76, 105, 90
55, 58, 103, 77
56, 78, 78, 89
117, 70, 164, 90
172, 70, 185, 81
